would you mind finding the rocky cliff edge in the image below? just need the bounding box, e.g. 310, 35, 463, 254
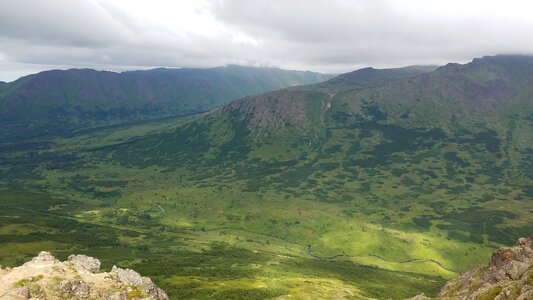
412, 235, 533, 300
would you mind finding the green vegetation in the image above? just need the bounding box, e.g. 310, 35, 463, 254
127, 285, 148, 299
12, 275, 44, 297
476, 286, 503, 300
1, 55, 533, 299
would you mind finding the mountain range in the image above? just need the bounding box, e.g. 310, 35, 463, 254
0, 65, 331, 141
1, 55, 532, 299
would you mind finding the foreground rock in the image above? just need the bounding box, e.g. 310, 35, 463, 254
411, 235, 533, 300
0, 252, 168, 300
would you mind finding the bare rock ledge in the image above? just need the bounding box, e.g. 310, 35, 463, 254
0, 252, 168, 300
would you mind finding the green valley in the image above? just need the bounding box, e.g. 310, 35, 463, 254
1, 55, 533, 299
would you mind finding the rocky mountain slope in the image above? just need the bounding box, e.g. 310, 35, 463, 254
0, 252, 168, 300
0, 65, 332, 141
412, 235, 533, 300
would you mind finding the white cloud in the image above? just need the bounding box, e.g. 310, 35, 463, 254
1, 0, 533, 81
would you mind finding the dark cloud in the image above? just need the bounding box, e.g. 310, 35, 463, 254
1, 0, 533, 81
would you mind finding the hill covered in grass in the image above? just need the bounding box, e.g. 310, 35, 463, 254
0, 65, 332, 141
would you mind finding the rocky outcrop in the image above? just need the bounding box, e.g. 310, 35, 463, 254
0, 251, 168, 300
110, 266, 168, 300
68, 254, 101, 274
410, 235, 533, 300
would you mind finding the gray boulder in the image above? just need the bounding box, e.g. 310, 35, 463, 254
110, 266, 169, 300
68, 254, 101, 274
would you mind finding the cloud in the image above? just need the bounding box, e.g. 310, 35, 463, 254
1, 0, 533, 81
0, 0, 132, 46
209, 0, 533, 68
0, 0, 268, 80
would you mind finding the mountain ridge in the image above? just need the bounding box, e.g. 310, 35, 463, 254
326, 65, 437, 86
0, 65, 332, 141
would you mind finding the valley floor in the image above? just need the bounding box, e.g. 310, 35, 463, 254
1, 112, 531, 299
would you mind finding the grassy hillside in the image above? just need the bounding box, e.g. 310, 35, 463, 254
0, 65, 332, 142
1, 55, 532, 299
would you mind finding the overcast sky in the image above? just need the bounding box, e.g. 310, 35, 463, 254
1, 0, 533, 81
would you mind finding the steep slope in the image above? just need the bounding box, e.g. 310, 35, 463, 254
0, 65, 331, 141
219, 55, 532, 138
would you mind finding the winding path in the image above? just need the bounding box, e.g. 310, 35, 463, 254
307, 245, 458, 273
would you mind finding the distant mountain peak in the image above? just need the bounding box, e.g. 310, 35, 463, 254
327, 65, 436, 86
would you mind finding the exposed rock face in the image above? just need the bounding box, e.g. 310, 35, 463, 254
410, 235, 533, 299
0, 251, 168, 300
